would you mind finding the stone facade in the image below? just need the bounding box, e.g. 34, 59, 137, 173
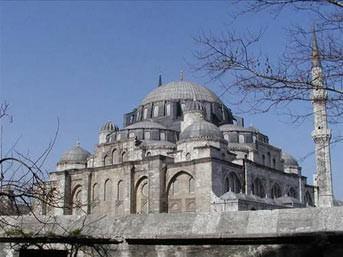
40, 77, 318, 217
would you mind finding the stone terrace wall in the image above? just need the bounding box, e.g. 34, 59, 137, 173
1, 207, 343, 257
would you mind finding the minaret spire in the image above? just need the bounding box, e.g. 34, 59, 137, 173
312, 27, 321, 68
311, 27, 334, 207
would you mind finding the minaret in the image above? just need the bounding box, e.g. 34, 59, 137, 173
311, 29, 334, 207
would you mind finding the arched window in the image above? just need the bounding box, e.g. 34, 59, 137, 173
153, 105, 159, 117
135, 177, 149, 214
272, 158, 276, 168
104, 179, 112, 201
271, 183, 282, 199
225, 173, 241, 193
112, 149, 118, 164
72, 185, 83, 215
252, 178, 265, 198
288, 187, 297, 198
305, 192, 313, 206
189, 177, 195, 193
104, 155, 110, 166
117, 180, 124, 201
146, 151, 151, 157
167, 172, 195, 213
262, 154, 266, 166
136, 110, 141, 121
92, 183, 99, 202
121, 151, 126, 162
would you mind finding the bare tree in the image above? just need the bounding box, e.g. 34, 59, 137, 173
195, 0, 342, 123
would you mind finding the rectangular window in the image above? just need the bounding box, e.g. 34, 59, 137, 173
143, 108, 148, 119
166, 104, 171, 116
160, 132, 166, 140
144, 131, 151, 140
153, 105, 159, 117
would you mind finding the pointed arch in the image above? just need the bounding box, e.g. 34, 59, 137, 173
251, 177, 265, 198
71, 185, 83, 215
117, 180, 124, 201
271, 183, 282, 199
104, 179, 112, 201
288, 187, 297, 199
167, 171, 195, 213
134, 176, 149, 214
225, 172, 241, 193
104, 155, 111, 166
112, 148, 119, 164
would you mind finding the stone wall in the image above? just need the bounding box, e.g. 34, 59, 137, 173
0, 207, 343, 256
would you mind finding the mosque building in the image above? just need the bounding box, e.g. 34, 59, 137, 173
42, 76, 317, 216
41, 32, 337, 216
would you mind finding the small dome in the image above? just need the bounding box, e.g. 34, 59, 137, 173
59, 144, 91, 164
100, 121, 118, 132
180, 120, 223, 141
184, 100, 206, 115
281, 152, 299, 166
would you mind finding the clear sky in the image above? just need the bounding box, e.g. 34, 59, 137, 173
1, 1, 342, 198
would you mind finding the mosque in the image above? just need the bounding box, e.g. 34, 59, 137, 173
42, 77, 318, 216
41, 31, 338, 216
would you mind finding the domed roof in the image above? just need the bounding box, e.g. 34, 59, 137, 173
100, 121, 118, 132
180, 120, 223, 141
124, 120, 167, 130
59, 144, 91, 164
219, 124, 258, 133
141, 80, 223, 106
281, 152, 299, 166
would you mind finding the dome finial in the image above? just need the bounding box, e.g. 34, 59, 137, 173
76, 137, 80, 147
158, 74, 162, 87
180, 70, 184, 81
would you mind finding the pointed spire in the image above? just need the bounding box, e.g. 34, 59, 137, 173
180, 70, 184, 81
158, 74, 162, 87
312, 27, 321, 68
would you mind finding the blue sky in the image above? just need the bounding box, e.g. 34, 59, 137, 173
1, 1, 342, 198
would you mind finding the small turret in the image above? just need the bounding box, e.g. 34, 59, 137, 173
99, 121, 118, 144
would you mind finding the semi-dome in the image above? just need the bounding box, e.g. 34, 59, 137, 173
281, 152, 299, 166
141, 80, 223, 106
59, 144, 91, 164
180, 120, 223, 141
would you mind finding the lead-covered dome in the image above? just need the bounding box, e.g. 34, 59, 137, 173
141, 80, 223, 106
281, 152, 299, 166
180, 120, 223, 141
59, 144, 91, 164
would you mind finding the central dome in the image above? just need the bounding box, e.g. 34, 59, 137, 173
141, 80, 223, 106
